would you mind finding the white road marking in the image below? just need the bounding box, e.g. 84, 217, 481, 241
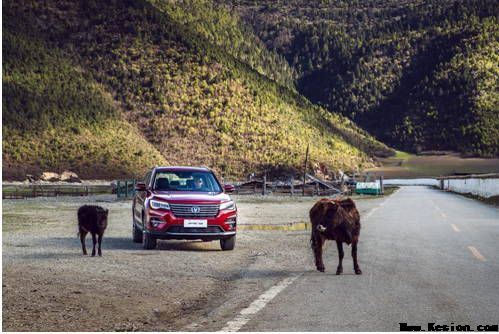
468, 246, 486, 262
364, 206, 379, 220
364, 198, 386, 220
432, 203, 448, 219
363, 189, 398, 220
451, 224, 460, 232
219, 274, 301, 332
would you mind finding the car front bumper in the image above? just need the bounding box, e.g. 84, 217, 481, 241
147, 228, 236, 241
143, 208, 237, 241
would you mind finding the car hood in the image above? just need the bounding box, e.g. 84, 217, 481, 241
151, 191, 231, 204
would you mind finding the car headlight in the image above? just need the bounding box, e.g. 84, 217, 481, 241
220, 200, 235, 211
150, 199, 170, 210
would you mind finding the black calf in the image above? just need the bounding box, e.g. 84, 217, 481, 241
77, 205, 108, 256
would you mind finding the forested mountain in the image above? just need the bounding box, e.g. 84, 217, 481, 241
219, 0, 499, 156
2, 0, 392, 180
149, 0, 296, 88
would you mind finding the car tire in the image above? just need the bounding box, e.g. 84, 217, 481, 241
141, 213, 157, 249
220, 235, 236, 251
143, 232, 157, 250
132, 221, 143, 243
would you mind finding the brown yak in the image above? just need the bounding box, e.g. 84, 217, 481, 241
310, 198, 361, 275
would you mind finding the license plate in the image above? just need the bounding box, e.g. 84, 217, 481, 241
183, 219, 207, 228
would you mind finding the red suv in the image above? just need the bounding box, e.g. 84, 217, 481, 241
132, 166, 237, 250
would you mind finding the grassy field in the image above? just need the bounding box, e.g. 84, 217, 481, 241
366, 151, 499, 178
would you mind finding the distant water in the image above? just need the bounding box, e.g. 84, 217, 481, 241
384, 179, 439, 186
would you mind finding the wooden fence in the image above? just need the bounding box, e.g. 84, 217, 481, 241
231, 174, 345, 196
116, 180, 137, 198
3, 173, 384, 199
2, 184, 112, 199
2, 180, 136, 199
233, 184, 345, 196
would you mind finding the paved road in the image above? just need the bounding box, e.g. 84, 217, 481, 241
231, 187, 499, 331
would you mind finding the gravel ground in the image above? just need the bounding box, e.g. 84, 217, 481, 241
2, 194, 385, 331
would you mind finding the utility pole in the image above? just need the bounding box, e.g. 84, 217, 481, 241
302, 143, 309, 196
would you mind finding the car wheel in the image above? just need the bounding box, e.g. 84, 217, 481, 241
220, 235, 236, 251
141, 214, 157, 249
132, 220, 143, 243
143, 232, 157, 250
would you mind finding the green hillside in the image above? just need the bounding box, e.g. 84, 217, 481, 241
2, 22, 167, 180
149, 0, 296, 89
222, 0, 499, 157
2, 0, 392, 180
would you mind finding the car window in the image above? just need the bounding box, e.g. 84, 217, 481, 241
153, 171, 222, 193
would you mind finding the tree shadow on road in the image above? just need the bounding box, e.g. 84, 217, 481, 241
219, 269, 306, 282
40, 236, 143, 250
13, 236, 221, 260
10, 236, 141, 259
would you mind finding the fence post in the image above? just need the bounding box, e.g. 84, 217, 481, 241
302, 144, 309, 196
290, 177, 294, 197
380, 176, 384, 195
262, 172, 267, 196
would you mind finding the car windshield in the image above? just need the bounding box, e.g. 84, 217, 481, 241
153, 171, 222, 193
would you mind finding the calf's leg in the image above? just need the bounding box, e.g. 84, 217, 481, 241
79, 229, 88, 255
97, 233, 103, 256
336, 240, 344, 275
311, 231, 326, 272
352, 236, 362, 275
91, 233, 97, 257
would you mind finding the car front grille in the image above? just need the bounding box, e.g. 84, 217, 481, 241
166, 226, 224, 234
169, 203, 219, 218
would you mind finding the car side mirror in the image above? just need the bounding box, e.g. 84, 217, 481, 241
224, 184, 235, 193
135, 182, 146, 192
